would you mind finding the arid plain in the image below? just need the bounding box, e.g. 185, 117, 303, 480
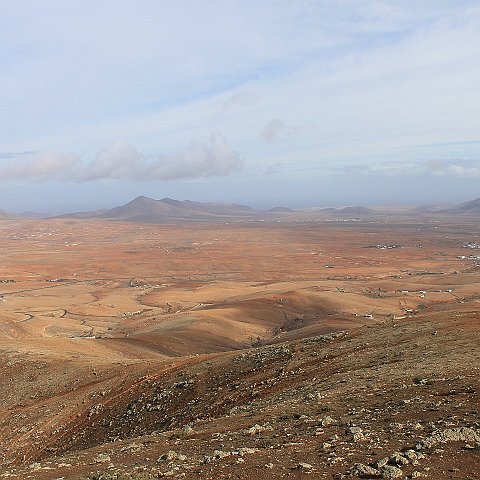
0, 216, 479, 479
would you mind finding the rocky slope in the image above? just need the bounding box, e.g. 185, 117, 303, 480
2, 310, 478, 480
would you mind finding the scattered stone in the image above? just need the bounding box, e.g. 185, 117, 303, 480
213, 450, 231, 459
246, 423, 272, 435
295, 462, 313, 470
94, 453, 111, 463
413, 377, 428, 385
182, 425, 194, 435
88, 404, 103, 417
351, 463, 381, 478
416, 427, 480, 450
238, 447, 259, 456
347, 426, 366, 441
321, 415, 335, 426
403, 450, 418, 461
348, 426, 363, 435
163, 468, 179, 477
389, 452, 409, 466
381, 465, 403, 478
376, 457, 389, 468
158, 450, 187, 462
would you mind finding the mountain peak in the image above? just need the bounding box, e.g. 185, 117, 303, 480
55, 196, 260, 223
130, 195, 155, 203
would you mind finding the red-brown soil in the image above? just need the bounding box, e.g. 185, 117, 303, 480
0, 217, 478, 479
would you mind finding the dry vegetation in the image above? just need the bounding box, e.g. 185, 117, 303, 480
0, 217, 478, 479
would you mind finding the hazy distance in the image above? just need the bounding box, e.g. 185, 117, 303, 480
1, 1, 480, 213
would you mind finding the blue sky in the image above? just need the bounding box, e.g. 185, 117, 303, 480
1, 0, 480, 212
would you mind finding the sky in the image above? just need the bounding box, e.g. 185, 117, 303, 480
1, 0, 480, 213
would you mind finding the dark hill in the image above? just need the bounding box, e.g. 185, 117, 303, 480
338, 206, 373, 215
268, 206, 294, 213
318, 206, 372, 216
53, 196, 260, 223
409, 198, 480, 216
445, 197, 480, 214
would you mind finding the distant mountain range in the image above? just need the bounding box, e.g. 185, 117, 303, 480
54, 195, 480, 222
318, 206, 373, 215
442, 197, 480, 215
52, 196, 259, 223
1, 196, 480, 223
411, 198, 480, 215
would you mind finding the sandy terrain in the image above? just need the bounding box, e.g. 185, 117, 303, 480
0, 217, 478, 478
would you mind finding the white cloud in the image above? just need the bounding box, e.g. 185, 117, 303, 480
0, 133, 242, 182
149, 132, 243, 180
83, 141, 143, 181
338, 159, 480, 178
0, 152, 78, 181
427, 161, 480, 177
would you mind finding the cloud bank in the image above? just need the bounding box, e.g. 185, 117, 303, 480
0, 133, 242, 182
426, 160, 480, 178
341, 159, 480, 178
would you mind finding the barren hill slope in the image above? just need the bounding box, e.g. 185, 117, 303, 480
444, 197, 480, 215
2, 311, 479, 480
410, 198, 480, 216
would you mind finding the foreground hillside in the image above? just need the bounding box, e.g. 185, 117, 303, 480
2, 311, 479, 479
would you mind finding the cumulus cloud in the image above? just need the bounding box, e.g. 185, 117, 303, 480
0, 133, 242, 182
81, 141, 143, 181
0, 152, 78, 181
148, 132, 243, 180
